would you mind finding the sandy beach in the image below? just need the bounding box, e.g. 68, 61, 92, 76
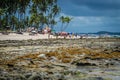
0, 33, 57, 40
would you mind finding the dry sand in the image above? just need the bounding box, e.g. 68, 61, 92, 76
0, 33, 56, 40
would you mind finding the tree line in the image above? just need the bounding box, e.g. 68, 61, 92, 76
0, 0, 72, 32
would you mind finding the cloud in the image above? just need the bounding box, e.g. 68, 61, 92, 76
56, 0, 120, 32
71, 0, 120, 10
57, 0, 120, 16
55, 13, 120, 33
69, 16, 120, 32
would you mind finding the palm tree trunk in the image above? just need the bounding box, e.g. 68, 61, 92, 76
61, 23, 63, 32
0, 15, 1, 30
63, 23, 68, 31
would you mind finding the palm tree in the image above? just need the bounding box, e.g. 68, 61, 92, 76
60, 16, 72, 32
17, 0, 30, 31
48, 4, 60, 30
0, 0, 30, 31
0, 0, 61, 32
30, 0, 59, 31
24, 16, 29, 30
52, 5, 60, 17
10, 15, 18, 31
0, 8, 6, 30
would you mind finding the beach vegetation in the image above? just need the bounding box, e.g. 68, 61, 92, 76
60, 16, 72, 32
0, 0, 60, 32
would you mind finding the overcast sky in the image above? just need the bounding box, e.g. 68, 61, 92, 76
55, 0, 120, 33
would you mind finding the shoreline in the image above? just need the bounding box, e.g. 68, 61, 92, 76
1, 32, 119, 40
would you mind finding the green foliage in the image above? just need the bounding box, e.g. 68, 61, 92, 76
0, 8, 6, 15
60, 16, 73, 31
30, 0, 60, 29
0, 0, 61, 31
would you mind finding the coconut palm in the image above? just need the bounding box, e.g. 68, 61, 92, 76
60, 16, 72, 32
10, 15, 18, 31
0, 0, 30, 31
52, 5, 60, 17
0, 8, 6, 30
17, 0, 30, 31
0, 0, 61, 32
24, 16, 29, 30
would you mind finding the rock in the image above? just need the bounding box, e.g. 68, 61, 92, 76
7, 63, 14, 67
16, 60, 30, 66
53, 72, 65, 80
79, 53, 86, 57
84, 77, 104, 80
9, 74, 26, 80
28, 74, 42, 80
76, 62, 97, 66
51, 62, 70, 68
24, 73, 32, 78
37, 54, 46, 59
0, 76, 6, 80
49, 56, 58, 62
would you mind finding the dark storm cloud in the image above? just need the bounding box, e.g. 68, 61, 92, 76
57, 0, 120, 16
72, 0, 120, 10
56, 0, 120, 32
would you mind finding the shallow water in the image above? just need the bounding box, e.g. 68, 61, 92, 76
77, 65, 120, 80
